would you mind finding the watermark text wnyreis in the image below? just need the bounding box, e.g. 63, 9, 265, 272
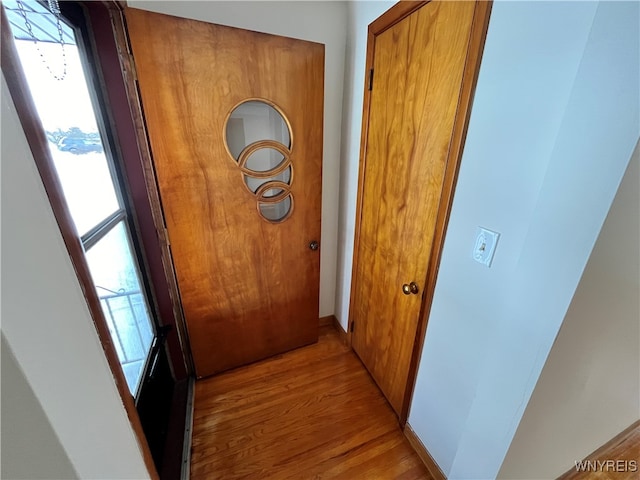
574, 460, 638, 472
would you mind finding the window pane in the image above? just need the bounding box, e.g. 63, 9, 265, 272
225, 100, 291, 160
9, 14, 120, 235
85, 222, 155, 395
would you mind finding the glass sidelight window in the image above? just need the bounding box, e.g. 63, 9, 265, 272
6, 0, 156, 396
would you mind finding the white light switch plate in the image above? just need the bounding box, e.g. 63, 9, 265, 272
473, 227, 500, 267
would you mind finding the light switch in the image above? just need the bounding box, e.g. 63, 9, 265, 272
473, 227, 500, 267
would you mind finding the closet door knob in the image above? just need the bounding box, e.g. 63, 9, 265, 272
402, 282, 419, 295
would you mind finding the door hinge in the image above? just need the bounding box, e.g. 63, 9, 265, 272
129, 55, 139, 82
368, 69, 374, 91
163, 227, 171, 246
118, 51, 138, 83
350, 320, 355, 333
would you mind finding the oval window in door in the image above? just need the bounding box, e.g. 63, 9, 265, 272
225, 99, 295, 223
225, 100, 291, 160
258, 194, 293, 223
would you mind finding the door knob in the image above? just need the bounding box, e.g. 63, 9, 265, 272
309, 240, 319, 251
402, 282, 419, 295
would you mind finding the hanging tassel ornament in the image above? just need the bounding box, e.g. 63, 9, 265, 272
16, 0, 68, 81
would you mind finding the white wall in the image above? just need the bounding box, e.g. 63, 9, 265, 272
1, 76, 150, 479
1, 334, 78, 480
406, 1, 640, 478
498, 141, 640, 478
127, 1, 348, 318
335, 0, 394, 329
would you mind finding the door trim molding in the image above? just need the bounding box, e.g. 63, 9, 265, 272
105, 2, 195, 376
347, 0, 493, 424
369, 1, 429, 35
0, 7, 158, 479
400, 0, 493, 423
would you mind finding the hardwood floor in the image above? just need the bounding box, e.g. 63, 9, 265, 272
190, 325, 431, 479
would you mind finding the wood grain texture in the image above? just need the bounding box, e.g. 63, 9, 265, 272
190, 325, 432, 479
401, 0, 493, 422
125, 8, 324, 378
558, 421, 640, 480
104, 2, 195, 377
1, 8, 158, 479
405, 424, 447, 480
350, 0, 479, 416
369, 1, 428, 35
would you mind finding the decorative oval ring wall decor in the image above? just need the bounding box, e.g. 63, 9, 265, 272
225, 100, 294, 223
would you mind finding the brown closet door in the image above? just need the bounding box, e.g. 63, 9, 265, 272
351, 0, 486, 416
125, 8, 324, 378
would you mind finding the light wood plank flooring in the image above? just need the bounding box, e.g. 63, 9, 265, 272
190, 325, 431, 479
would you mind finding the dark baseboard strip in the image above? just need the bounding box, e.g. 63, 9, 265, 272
181, 377, 195, 480
333, 317, 349, 345
319, 315, 335, 327
321, 315, 349, 345
404, 423, 447, 480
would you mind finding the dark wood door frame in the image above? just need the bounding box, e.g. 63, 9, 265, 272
347, 0, 492, 424
0, 7, 159, 479
85, 1, 194, 379
83, 4, 195, 477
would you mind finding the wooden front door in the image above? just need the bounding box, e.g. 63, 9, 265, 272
125, 8, 324, 378
350, 1, 490, 417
